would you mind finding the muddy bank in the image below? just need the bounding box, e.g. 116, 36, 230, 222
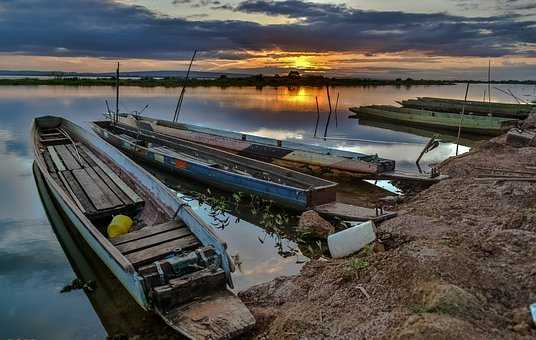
240, 133, 536, 339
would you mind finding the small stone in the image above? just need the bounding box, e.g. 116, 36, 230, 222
373, 242, 385, 253
297, 210, 335, 239
512, 322, 530, 335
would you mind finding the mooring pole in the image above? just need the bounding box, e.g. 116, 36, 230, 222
314, 96, 320, 137
455, 83, 470, 155
115, 62, 120, 124
334, 92, 340, 128
488, 60, 491, 116
323, 86, 333, 140
173, 49, 197, 123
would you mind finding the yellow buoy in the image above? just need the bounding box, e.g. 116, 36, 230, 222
107, 215, 133, 238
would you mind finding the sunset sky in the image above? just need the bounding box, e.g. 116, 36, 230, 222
0, 0, 535, 79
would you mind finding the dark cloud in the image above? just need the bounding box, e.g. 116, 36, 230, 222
0, 0, 535, 60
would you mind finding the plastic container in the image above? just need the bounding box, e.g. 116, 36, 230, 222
327, 220, 376, 258
107, 215, 133, 238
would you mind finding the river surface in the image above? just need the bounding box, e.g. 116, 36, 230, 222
0, 83, 532, 339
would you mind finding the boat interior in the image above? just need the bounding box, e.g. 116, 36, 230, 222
34, 118, 228, 314
93, 120, 336, 190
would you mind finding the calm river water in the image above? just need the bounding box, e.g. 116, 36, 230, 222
0, 83, 532, 339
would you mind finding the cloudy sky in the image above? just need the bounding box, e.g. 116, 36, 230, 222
0, 0, 535, 79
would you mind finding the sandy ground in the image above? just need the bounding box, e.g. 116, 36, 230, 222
239, 132, 536, 339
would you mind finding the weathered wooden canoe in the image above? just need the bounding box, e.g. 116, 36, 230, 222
32, 116, 255, 339
349, 105, 518, 136
92, 119, 338, 209
107, 114, 395, 179
399, 97, 535, 119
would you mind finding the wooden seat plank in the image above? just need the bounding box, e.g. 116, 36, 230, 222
54, 144, 82, 170
41, 137, 70, 144
47, 146, 66, 171
111, 220, 185, 246
125, 235, 200, 267
71, 168, 120, 211
80, 145, 143, 204
91, 166, 133, 205
116, 228, 193, 254
60, 170, 96, 214
66, 144, 90, 168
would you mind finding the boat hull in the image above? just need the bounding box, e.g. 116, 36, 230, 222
114, 114, 395, 175
92, 122, 337, 210
349, 106, 516, 136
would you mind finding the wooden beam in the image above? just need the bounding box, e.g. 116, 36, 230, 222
111, 220, 185, 246
47, 146, 66, 171
54, 144, 82, 170
80, 145, 143, 204
71, 168, 120, 211
125, 235, 199, 267
116, 228, 193, 254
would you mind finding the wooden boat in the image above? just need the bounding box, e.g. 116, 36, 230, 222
91, 119, 338, 209
349, 105, 518, 136
399, 97, 535, 119
32, 115, 255, 339
105, 114, 396, 179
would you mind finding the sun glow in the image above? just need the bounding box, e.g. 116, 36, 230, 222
291, 55, 313, 70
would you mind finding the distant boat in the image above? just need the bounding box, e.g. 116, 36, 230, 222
92, 119, 338, 209
399, 97, 535, 119
32, 115, 255, 339
349, 105, 518, 136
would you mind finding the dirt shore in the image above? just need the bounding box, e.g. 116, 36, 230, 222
239, 132, 536, 339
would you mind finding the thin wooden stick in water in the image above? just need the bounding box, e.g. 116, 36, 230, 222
334, 92, 340, 128
323, 87, 333, 140
456, 83, 470, 156
488, 60, 491, 116
115, 62, 120, 124
314, 96, 320, 137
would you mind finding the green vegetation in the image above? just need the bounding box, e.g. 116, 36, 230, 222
0, 72, 455, 88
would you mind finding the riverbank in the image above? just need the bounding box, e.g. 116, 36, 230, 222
0, 76, 454, 88
239, 124, 536, 338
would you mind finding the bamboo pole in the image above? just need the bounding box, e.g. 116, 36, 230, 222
455, 83, 470, 156
173, 50, 197, 123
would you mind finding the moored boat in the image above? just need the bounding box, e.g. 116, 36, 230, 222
32, 115, 255, 339
349, 105, 518, 136
92, 119, 338, 209
399, 97, 535, 119
106, 114, 395, 179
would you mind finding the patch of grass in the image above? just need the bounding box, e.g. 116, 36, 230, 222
349, 258, 369, 271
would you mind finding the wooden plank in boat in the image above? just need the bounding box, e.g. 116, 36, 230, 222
76, 145, 97, 167
54, 144, 82, 170
41, 137, 70, 145
66, 144, 90, 167
111, 220, 185, 246
314, 202, 397, 222
91, 166, 132, 205
47, 146, 66, 171
71, 168, 120, 211
80, 145, 143, 204
116, 228, 193, 254
59, 170, 96, 214
125, 235, 199, 267
43, 150, 56, 173
84, 167, 123, 209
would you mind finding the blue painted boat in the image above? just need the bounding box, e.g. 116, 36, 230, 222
32, 116, 255, 339
92, 120, 338, 209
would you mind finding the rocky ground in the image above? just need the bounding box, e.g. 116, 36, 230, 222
239, 131, 536, 339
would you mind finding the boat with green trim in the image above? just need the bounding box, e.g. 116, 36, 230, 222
349, 105, 518, 136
